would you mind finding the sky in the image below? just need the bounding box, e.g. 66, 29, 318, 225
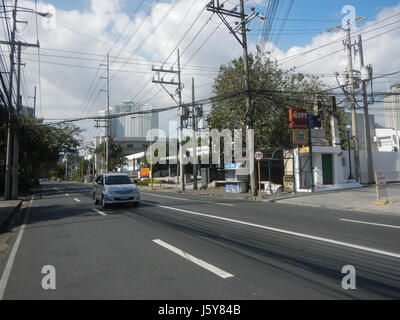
1, 0, 400, 145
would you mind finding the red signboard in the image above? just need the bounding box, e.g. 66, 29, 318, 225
140, 168, 150, 177
289, 108, 308, 129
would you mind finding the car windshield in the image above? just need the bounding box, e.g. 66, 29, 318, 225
105, 175, 133, 186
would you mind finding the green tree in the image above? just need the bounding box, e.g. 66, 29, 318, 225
17, 116, 82, 191
95, 137, 127, 171
208, 49, 329, 149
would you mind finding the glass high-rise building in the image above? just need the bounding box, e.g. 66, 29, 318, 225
110, 102, 159, 138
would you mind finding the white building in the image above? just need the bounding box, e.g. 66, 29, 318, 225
374, 128, 400, 152
385, 84, 400, 130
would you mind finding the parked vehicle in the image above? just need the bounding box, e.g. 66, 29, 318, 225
93, 173, 140, 208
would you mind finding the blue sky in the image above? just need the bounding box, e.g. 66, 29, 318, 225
11, 0, 399, 131
45, 0, 400, 51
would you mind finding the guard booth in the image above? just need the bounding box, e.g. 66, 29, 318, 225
224, 162, 249, 193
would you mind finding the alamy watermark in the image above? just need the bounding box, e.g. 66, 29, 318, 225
145, 122, 255, 174
342, 5, 357, 28
41, 265, 56, 290
341, 265, 356, 290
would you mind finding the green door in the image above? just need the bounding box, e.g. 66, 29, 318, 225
322, 154, 333, 185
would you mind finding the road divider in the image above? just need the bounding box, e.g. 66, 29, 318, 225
153, 239, 234, 279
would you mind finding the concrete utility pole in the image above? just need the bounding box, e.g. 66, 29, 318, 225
358, 35, 374, 184
106, 54, 110, 173
101, 54, 110, 173
152, 49, 185, 191
29, 86, 37, 118
3, 0, 43, 199
328, 16, 366, 183
240, 0, 256, 196
206, 0, 258, 195
345, 24, 361, 183
192, 78, 198, 190
177, 50, 185, 191
11, 42, 22, 199
4, 0, 18, 200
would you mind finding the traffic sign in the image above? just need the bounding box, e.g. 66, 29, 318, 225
255, 151, 264, 161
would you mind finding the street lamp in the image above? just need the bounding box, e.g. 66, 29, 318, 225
346, 125, 353, 180
1, 7, 52, 17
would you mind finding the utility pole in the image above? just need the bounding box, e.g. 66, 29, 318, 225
101, 54, 110, 173
206, 0, 258, 195
192, 78, 198, 190
345, 24, 361, 183
3, 0, 42, 199
11, 42, 22, 199
152, 49, 185, 191
65, 155, 68, 181
4, 0, 18, 200
94, 120, 108, 173
177, 50, 185, 192
358, 35, 374, 184
328, 16, 366, 183
29, 86, 37, 118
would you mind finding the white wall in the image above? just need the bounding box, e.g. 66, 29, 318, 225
360, 152, 400, 182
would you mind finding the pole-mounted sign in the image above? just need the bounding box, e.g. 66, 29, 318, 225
289, 108, 308, 129
255, 151, 264, 195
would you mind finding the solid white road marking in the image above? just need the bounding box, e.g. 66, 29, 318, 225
74, 198, 81, 202
142, 201, 400, 260
65, 194, 70, 197
340, 219, 400, 229
0, 197, 34, 300
153, 239, 234, 279
142, 192, 234, 207
92, 208, 107, 216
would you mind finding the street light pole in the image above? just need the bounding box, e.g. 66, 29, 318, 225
346, 126, 353, 180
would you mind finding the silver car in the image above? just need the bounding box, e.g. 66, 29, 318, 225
93, 173, 140, 208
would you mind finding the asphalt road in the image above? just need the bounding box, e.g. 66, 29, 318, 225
0, 182, 399, 300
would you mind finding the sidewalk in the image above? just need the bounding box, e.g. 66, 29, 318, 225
0, 200, 23, 229
271, 183, 400, 215
142, 182, 400, 215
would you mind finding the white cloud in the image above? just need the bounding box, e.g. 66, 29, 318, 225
3, 0, 399, 136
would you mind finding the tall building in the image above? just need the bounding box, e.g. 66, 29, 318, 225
110, 102, 159, 139
94, 102, 159, 171
385, 84, 400, 130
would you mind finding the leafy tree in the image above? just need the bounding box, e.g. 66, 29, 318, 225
95, 137, 127, 171
18, 117, 82, 182
1, 112, 82, 194
208, 49, 330, 150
